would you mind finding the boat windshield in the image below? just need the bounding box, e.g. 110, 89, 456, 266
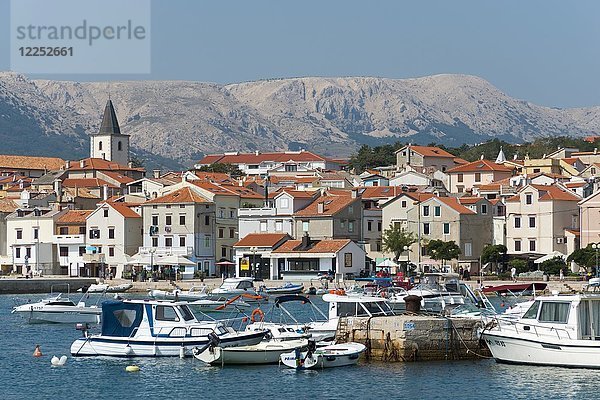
47, 301, 76, 306
338, 301, 393, 317
522, 300, 540, 319
179, 305, 196, 321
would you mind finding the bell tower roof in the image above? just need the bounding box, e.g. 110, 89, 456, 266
97, 100, 123, 135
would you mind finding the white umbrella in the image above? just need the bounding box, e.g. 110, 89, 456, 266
534, 251, 566, 264
159, 254, 196, 266
125, 254, 153, 265
376, 259, 399, 268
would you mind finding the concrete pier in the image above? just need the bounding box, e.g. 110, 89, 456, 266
337, 315, 490, 362
0, 278, 97, 294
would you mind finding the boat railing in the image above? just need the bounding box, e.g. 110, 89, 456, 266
493, 316, 573, 340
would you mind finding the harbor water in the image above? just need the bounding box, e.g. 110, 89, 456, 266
3, 294, 600, 400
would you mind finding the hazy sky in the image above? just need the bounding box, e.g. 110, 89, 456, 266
1, 0, 599, 108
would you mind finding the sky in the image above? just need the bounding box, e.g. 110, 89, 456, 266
1, 0, 599, 108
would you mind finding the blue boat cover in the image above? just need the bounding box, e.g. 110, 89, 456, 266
101, 300, 144, 337
275, 295, 311, 306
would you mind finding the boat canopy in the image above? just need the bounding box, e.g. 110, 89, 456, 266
275, 295, 311, 306
101, 300, 144, 337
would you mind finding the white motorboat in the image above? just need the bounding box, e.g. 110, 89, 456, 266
70, 299, 266, 357
81, 283, 133, 293
193, 336, 308, 365
12, 293, 101, 324
480, 293, 600, 368
212, 278, 267, 303
280, 341, 366, 369
149, 285, 210, 302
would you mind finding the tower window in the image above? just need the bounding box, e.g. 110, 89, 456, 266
98, 141, 103, 151
118, 141, 122, 151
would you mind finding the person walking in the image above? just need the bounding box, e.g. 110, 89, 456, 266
559, 268, 564, 282
511, 266, 517, 282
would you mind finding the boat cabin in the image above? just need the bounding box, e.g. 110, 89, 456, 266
322, 293, 394, 319
519, 294, 600, 340
101, 299, 229, 338
215, 278, 255, 292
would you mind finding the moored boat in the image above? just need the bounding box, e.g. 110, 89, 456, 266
193, 337, 308, 365
261, 282, 304, 295
12, 291, 101, 324
70, 299, 266, 357
149, 285, 210, 302
280, 341, 366, 369
480, 293, 600, 368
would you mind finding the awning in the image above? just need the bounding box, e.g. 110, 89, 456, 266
534, 251, 566, 264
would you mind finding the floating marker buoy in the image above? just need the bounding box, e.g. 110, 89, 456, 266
33, 345, 43, 357
125, 365, 140, 372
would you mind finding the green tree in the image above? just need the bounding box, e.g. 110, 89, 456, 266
567, 246, 598, 273
426, 239, 461, 269
540, 257, 567, 276
382, 224, 417, 268
481, 244, 508, 273
198, 163, 243, 178
508, 259, 529, 274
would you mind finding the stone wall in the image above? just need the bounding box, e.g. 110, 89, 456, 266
337, 315, 490, 362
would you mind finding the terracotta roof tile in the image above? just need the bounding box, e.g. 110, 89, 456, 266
102, 202, 141, 218
273, 189, 318, 199
100, 171, 135, 184
272, 239, 352, 254
145, 187, 211, 205
57, 210, 93, 224
233, 233, 291, 247
457, 196, 485, 205
68, 158, 144, 172
506, 184, 581, 202
434, 197, 476, 214
0, 155, 65, 171
359, 186, 404, 199
0, 198, 19, 213
294, 194, 359, 217
193, 171, 236, 184
62, 178, 119, 189
447, 159, 514, 173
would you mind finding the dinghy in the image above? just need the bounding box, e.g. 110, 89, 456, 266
280, 341, 366, 369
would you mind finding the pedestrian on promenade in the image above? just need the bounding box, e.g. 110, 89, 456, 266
560, 268, 564, 282
511, 267, 517, 282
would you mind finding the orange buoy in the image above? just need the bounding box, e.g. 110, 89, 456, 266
33, 345, 43, 357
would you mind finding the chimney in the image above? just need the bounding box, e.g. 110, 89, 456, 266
317, 202, 324, 214
595, 148, 598, 155
53, 179, 62, 199
351, 189, 358, 199
102, 184, 108, 201
101, 152, 106, 160
65, 160, 71, 169
153, 169, 161, 179
255, 150, 259, 156
301, 232, 310, 249
80, 159, 85, 168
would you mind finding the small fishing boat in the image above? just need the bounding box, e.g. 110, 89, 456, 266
70, 299, 266, 357
12, 286, 102, 324
280, 341, 366, 369
212, 278, 267, 303
193, 334, 308, 365
81, 283, 133, 293
480, 293, 600, 368
260, 282, 304, 295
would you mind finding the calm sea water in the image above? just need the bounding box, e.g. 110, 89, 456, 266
3, 293, 600, 400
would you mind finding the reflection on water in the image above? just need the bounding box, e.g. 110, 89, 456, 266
3, 294, 600, 400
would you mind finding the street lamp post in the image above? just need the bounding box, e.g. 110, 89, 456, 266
593, 243, 599, 278
250, 246, 258, 279
403, 245, 409, 274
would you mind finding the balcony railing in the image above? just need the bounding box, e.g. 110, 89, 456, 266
53, 234, 85, 244
238, 207, 276, 217
138, 246, 193, 256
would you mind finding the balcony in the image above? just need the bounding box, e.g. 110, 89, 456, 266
238, 207, 276, 217
53, 234, 85, 245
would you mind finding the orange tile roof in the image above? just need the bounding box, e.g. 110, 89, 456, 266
453, 157, 469, 165
274, 189, 318, 199
565, 181, 587, 188
63, 178, 119, 189
457, 196, 485, 205
359, 186, 404, 199
272, 239, 352, 254
68, 158, 144, 172
565, 229, 580, 236
234, 233, 291, 247
397, 145, 456, 158
506, 184, 581, 202
434, 197, 476, 214
561, 157, 580, 166
528, 172, 569, 180
268, 176, 318, 185
294, 194, 359, 217
447, 159, 514, 173
198, 151, 326, 165
103, 202, 141, 218
100, 171, 135, 184
57, 210, 93, 224
0, 155, 65, 171
572, 151, 600, 156
192, 181, 241, 197
0, 198, 19, 213
145, 187, 211, 205
193, 171, 236, 184
219, 184, 264, 199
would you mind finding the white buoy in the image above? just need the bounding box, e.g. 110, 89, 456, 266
125, 365, 140, 372
51, 355, 68, 366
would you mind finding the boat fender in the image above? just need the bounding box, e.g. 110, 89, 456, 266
125, 365, 140, 372
33, 345, 42, 357
179, 347, 185, 359
250, 308, 265, 323
51, 355, 68, 366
